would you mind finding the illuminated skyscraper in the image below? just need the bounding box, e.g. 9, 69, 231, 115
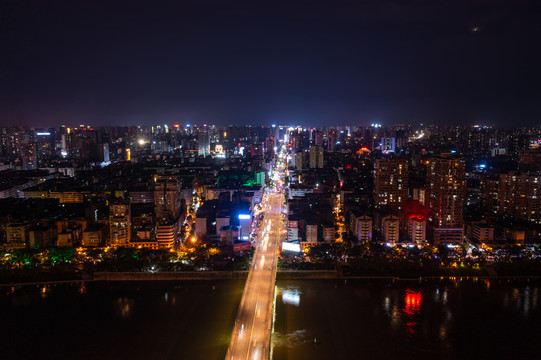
374, 158, 409, 209
493, 172, 541, 224
426, 155, 466, 244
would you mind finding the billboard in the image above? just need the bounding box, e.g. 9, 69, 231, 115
234, 241, 252, 252
282, 241, 301, 252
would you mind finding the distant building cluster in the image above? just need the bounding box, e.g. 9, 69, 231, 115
0, 123, 540, 252
0, 124, 273, 251
282, 124, 541, 248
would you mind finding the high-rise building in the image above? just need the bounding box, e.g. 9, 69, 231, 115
497, 172, 541, 224
294, 151, 304, 171
374, 158, 409, 209
265, 134, 276, 159
311, 129, 323, 146
309, 145, 324, 169
198, 130, 210, 157
480, 176, 499, 214
426, 155, 466, 244
154, 175, 182, 221
380, 137, 396, 153
109, 203, 131, 246
306, 223, 318, 243
412, 188, 426, 206
6, 129, 25, 157
327, 129, 337, 152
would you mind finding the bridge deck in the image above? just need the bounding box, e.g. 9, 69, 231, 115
226, 191, 283, 360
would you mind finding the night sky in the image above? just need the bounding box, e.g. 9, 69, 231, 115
1, 0, 540, 127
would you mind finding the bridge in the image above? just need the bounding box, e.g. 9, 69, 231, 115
225, 190, 284, 360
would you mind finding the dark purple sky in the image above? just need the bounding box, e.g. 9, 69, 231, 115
1, 0, 540, 127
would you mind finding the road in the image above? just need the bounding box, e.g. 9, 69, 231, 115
225, 189, 283, 360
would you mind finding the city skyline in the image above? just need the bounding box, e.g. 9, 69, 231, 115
2, 0, 540, 128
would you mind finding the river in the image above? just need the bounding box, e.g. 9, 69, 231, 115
1, 278, 540, 360
0, 280, 244, 360
272, 278, 541, 360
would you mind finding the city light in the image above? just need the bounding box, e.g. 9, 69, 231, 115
282, 242, 301, 252
282, 289, 301, 306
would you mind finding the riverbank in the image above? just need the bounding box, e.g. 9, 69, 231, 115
2, 268, 541, 286
0, 268, 84, 285
93, 271, 249, 281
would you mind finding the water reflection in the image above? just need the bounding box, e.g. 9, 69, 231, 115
79, 282, 86, 295
524, 290, 530, 315
114, 297, 135, 318
403, 290, 422, 316
282, 288, 301, 306
501, 284, 539, 316
162, 291, 176, 305
442, 289, 448, 305
383, 296, 391, 313
439, 324, 447, 341
272, 329, 308, 348
40, 285, 50, 299
402, 290, 422, 336
390, 307, 401, 331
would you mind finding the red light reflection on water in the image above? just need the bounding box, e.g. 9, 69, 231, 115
403, 290, 422, 316
403, 290, 423, 335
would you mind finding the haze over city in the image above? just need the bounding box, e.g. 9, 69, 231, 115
2, 0, 540, 127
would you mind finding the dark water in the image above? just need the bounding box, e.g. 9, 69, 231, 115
1, 279, 540, 360
272, 278, 541, 360
0, 281, 244, 360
